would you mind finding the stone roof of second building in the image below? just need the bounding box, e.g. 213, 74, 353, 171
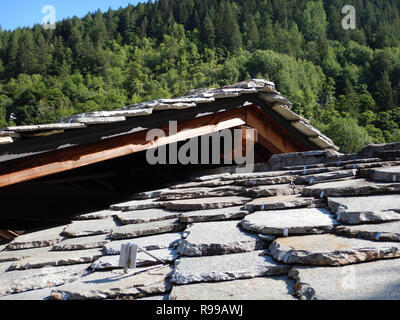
1, 143, 400, 300
0, 79, 338, 152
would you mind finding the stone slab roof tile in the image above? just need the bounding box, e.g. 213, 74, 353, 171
3, 145, 400, 300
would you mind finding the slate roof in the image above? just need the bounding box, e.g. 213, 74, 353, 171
2, 142, 400, 300
0, 79, 337, 152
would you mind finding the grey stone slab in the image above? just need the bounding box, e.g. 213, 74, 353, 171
335, 222, 400, 242
268, 150, 340, 171
0, 262, 13, 273
0, 264, 90, 296
0, 137, 12, 145
153, 102, 196, 111
295, 169, 357, 185
180, 206, 248, 223
240, 208, 337, 236
135, 294, 169, 301
62, 218, 119, 238
73, 209, 117, 220
172, 251, 291, 285
0, 287, 53, 300
162, 197, 252, 211
90, 249, 178, 270
7, 248, 103, 271
219, 170, 295, 181
104, 233, 182, 255
177, 221, 265, 257
71, 116, 126, 125
328, 195, 400, 224
241, 184, 302, 198
233, 175, 297, 186
114, 209, 182, 225
6, 123, 86, 132
52, 234, 110, 251
6, 226, 66, 250
170, 276, 296, 300
110, 199, 163, 211
302, 179, 400, 197
289, 259, 400, 300
131, 188, 171, 200
158, 186, 245, 201
51, 265, 173, 300
84, 108, 153, 118
169, 180, 233, 189
367, 165, 400, 182
243, 195, 315, 212
110, 219, 186, 240
270, 234, 400, 266
0, 247, 50, 263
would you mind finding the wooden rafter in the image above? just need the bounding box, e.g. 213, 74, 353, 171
246, 105, 308, 154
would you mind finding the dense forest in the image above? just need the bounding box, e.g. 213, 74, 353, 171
1, 0, 400, 153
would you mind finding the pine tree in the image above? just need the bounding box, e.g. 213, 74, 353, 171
201, 14, 215, 47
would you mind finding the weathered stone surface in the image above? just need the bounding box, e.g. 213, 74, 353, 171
7, 248, 103, 271
366, 165, 400, 182
153, 102, 196, 111
220, 170, 294, 181
90, 249, 178, 270
180, 206, 248, 223
0, 264, 90, 297
0, 288, 52, 300
159, 186, 245, 200
328, 195, 400, 224
6, 226, 66, 250
358, 142, 400, 158
295, 169, 357, 185
162, 197, 251, 211
233, 175, 297, 186
110, 219, 185, 240
73, 209, 116, 220
170, 276, 296, 300
170, 180, 233, 189
83, 108, 153, 118
131, 188, 171, 200
268, 150, 340, 171
135, 294, 169, 301
259, 92, 292, 106
104, 233, 182, 255
62, 218, 119, 238
6, 123, 86, 132
303, 179, 400, 197
51, 265, 173, 300
270, 234, 400, 266
71, 116, 126, 125
241, 184, 302, 198
335, 222, 400, 242
289, 259, 400, 300
110, 199, 163, 211
243, 195, 315, 212
0, 247, 50, 263
52, 234, 110, 251
114, 209, 181, 225
172, 251, 291, 284
177, 221, 265, 256
240, 208, 337, 236
0, 137, 12, 145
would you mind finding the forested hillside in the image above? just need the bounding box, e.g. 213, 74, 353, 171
1, 0, 400, 153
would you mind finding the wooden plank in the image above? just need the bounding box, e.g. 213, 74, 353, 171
0, 108, 246, 188
246, 105, 308, 154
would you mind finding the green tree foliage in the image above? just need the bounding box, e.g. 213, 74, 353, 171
1, 0, 400, 152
